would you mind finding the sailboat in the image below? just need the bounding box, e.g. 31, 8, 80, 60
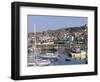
39, 26, 58, 61
28, 24, 51, 66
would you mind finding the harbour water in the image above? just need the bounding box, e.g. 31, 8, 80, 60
28, 48, 87, 66
50, 54, 87, 66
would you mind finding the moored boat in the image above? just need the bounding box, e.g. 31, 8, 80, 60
28, 58, 51, 66
69, 49, 87, 59
35, 59, 51, 66
40, 53, 58, 61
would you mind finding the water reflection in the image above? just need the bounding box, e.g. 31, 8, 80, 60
28, 47, 87, 66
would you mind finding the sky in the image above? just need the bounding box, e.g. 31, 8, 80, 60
28, 15, 87, 32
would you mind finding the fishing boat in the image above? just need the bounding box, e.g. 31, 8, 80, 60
69, 49, 86, 59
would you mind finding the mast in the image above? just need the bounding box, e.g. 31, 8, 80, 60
33, 24, 37, 65
34, 24, 36, 47
45, 26, 48, 54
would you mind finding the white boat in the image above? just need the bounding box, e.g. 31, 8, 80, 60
28, 62, 36, 66
28, 59, 51, 66
39, 27, 58, 60
28, 24, 51, 66
81, 50, 87, 59
35, 59, 51, 66
40, 53, 58, 60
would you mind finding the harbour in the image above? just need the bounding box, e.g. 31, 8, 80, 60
27, 17, 88, 66
28, 46, 87, 66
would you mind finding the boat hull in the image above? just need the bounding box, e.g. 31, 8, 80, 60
40, 54, 58, 61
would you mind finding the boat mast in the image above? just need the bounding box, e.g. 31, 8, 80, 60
34, 24, 36, 47
45, 26, 48, 54
33, 24, 37, 64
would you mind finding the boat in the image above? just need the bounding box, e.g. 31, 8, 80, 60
28, 58, 51, 66
35, 59, 51, 66
27, 62, 36, 66
80, 50, 87, 59
39, 27, 58, 61
40, 53, 58, 61
28, 24, 51, 66
69, 49, 87, 59
65, 58, 71, 61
